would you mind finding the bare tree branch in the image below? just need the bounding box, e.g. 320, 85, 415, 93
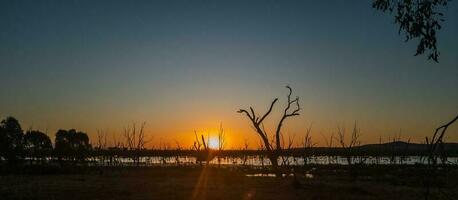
237, 86, 300, 176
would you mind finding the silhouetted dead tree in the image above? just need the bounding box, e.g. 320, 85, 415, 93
238, 85, 300, 177
96, 130, 108, 150
123, 122, 148, 166
96, 129, 108, 165
423, 115, 458, 200
401, 136, 412, 165
389, 133, 401, 164
377, 136, 383, 165
241, 138, 249, 166
218, 124, 226, 151
175, 140, 182, 166
280, 134, 295, 167
426, 115, 458, 165
217, 124, 226, 167
193, 130, 211, 165
106, 131, 122, 166
159, 138, 170, 165
336, 122, 361, 166
193, 131, 203, 165
302, 125, 316, 166
112, 132, 121, 148
321, 132, 335, 164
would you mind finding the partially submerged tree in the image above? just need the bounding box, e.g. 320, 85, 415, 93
336, 122, 362, 166
159, 138, 170, 165
193, 130, 211, 165
426, 115, 458, 165
238, 86, 300, 176
174, 140, 182, 166
321, 132, 335, 164
388, 132, 402, 164
241, 138, 249, 166
95, 129, 109, 165
123, 122, 149, 166
217, 124, 226, 167
301, 125, 315, 166
280, 134, 295, 167
96, 129, 108, 150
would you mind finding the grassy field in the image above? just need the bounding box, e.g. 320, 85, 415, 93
1, 165, 457, 200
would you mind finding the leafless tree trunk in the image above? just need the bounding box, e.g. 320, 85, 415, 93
96, 130, 108, 150
217, 124, 226, 168
193, 130, 211, 166
377, 136, 383, 165
426, 115, 457, 165
108, 131, 122, 166
123, 122, 149, 166
193, 131, 203, 165
389, 130, 402, 165
240, 138, 249, 166
159, 138, 170, 165
96, 130, 108, 166
321, 132, 335, 164
401, 137, 411, 165
238, 85, 300, 177
175, 140, 181, 166
302, 125, 315, 166
336, 122, 361, 166
423, 115, 457, 200
280, 134, 295, 167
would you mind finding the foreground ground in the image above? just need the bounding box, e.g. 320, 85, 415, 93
0, 165, 457, 200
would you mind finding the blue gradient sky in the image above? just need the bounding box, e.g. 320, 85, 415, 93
1, 0, 457, 147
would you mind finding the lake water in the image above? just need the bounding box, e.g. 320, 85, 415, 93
87, 155, 458, 166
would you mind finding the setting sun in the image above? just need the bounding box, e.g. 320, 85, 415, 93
208, 137, 219, 149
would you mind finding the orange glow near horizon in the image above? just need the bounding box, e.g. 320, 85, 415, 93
5, 113, 458, 150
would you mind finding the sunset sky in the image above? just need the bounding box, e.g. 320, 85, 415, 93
1, 0, 457, 148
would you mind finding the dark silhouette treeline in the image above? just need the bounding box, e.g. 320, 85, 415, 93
0, 116, 91, 165
1, 116, 458, 169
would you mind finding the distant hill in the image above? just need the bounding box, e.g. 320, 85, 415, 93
282, 141, 458, 156
360, 141, 458, 152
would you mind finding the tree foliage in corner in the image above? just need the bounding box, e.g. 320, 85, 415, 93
373, 0, 450, 62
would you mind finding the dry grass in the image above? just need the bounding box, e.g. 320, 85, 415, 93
0, 166, 456, 200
